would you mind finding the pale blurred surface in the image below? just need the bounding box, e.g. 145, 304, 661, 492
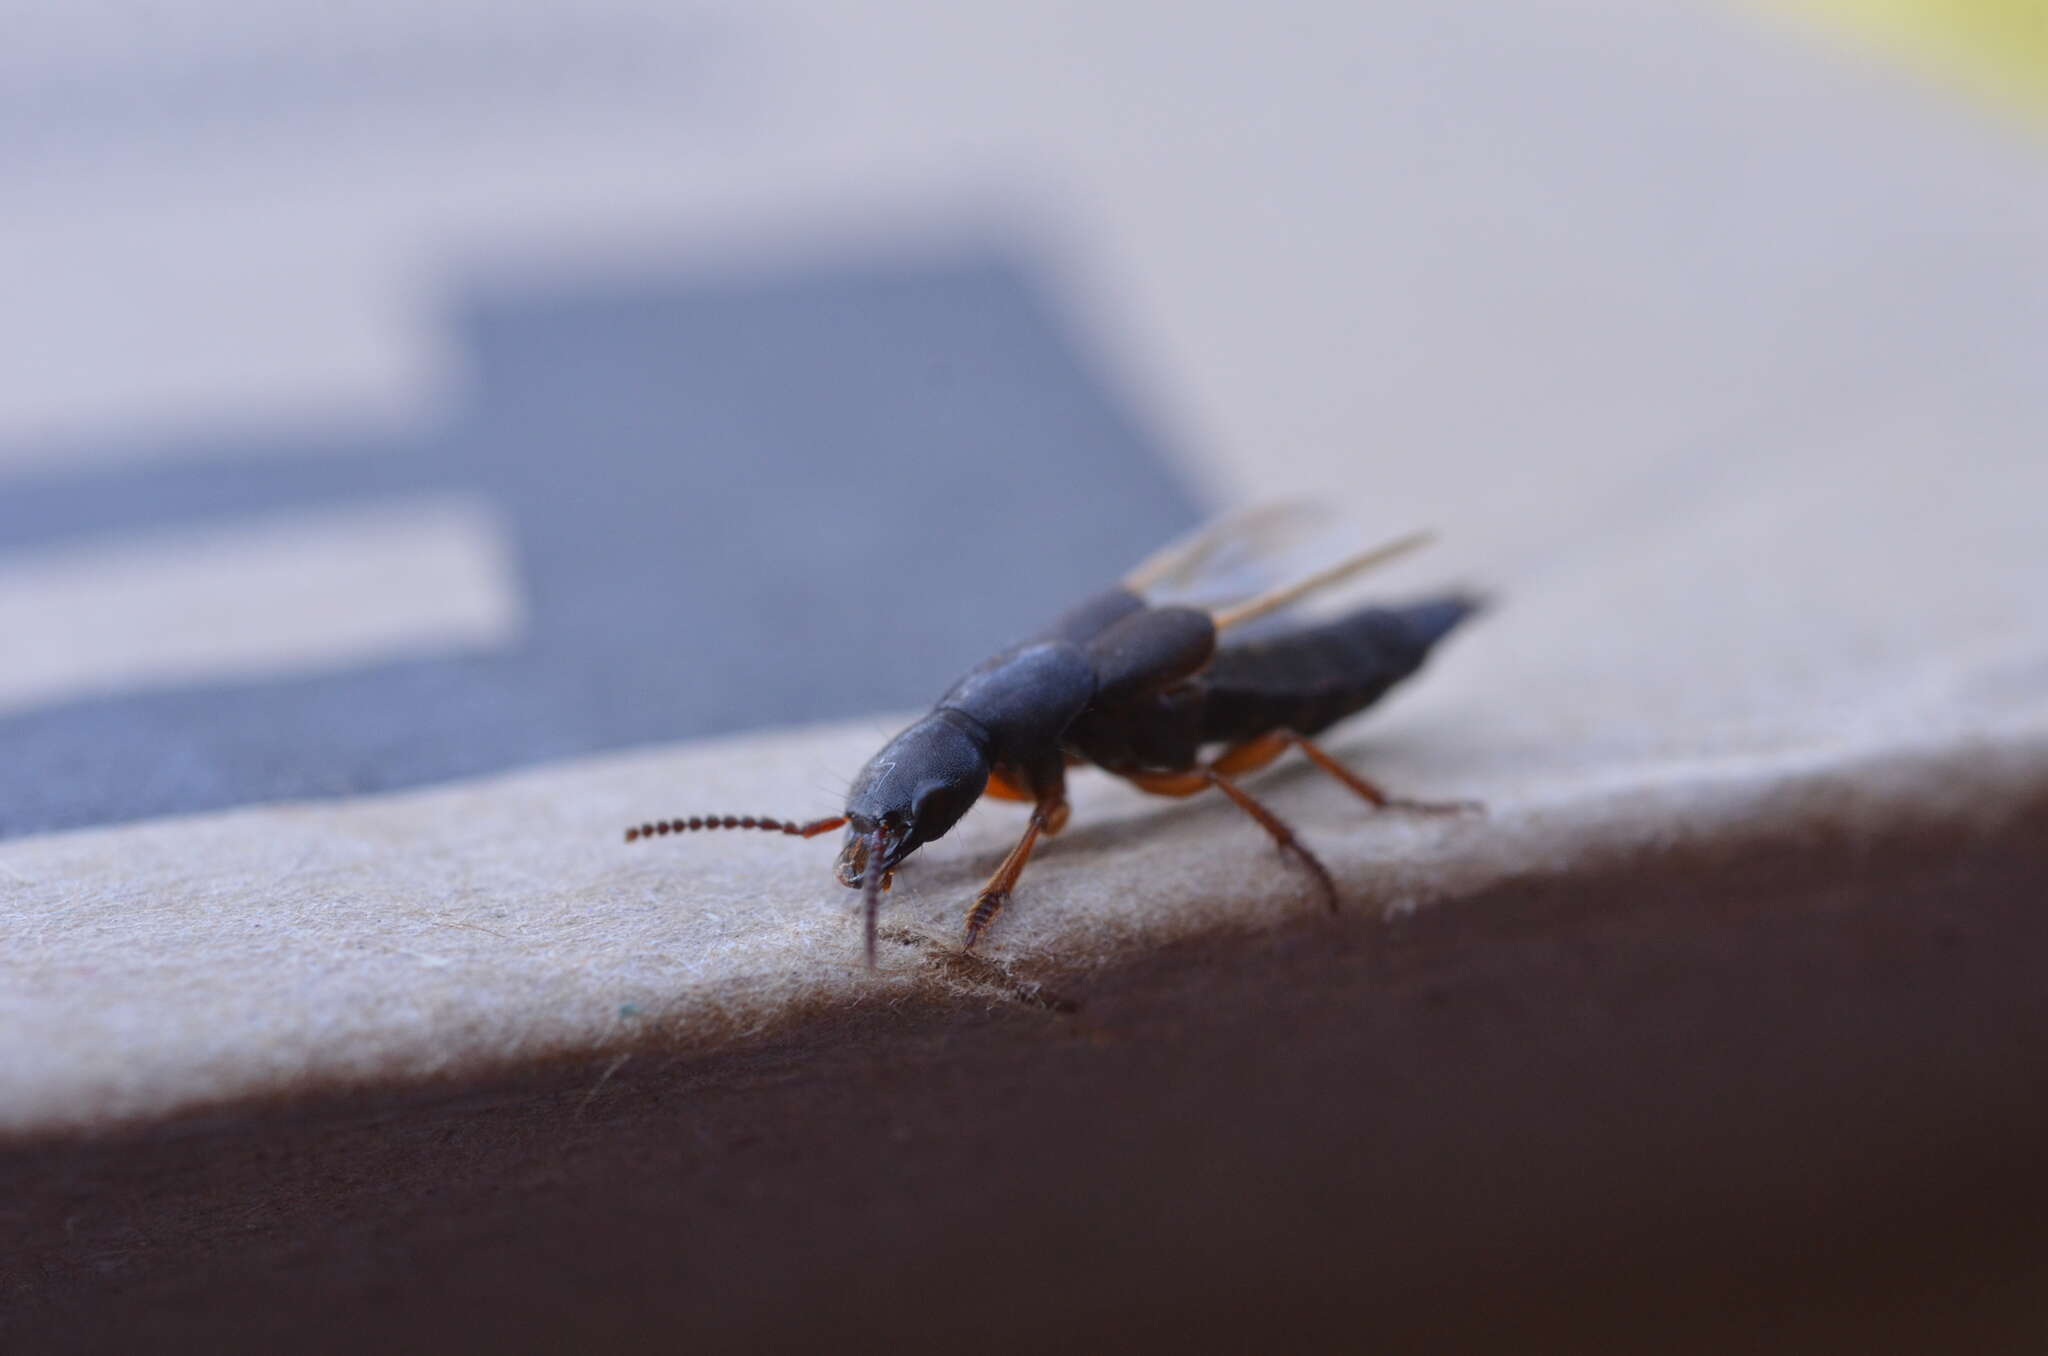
6, 0, 2045, 831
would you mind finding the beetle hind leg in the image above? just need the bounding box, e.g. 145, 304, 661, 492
1126, 763, 1339, 913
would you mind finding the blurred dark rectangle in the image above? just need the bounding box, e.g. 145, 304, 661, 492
0, 243, 1204, 836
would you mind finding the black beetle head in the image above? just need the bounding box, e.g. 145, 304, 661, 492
834, 713, 990, 887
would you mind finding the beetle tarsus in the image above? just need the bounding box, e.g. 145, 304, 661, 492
963, 890, 1007, 951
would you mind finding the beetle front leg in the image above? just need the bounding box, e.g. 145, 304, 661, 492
962, 796, 1067, 951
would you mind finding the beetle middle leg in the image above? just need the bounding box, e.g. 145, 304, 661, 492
1126, 764, 1339, 914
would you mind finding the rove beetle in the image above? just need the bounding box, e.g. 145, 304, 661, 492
625, 510, 1481, 964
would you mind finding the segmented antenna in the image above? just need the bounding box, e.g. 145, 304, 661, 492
623, 814, 847, 843
1122, 501, 1323, 594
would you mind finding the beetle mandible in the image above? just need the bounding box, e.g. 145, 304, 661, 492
624, 512, 1481, 963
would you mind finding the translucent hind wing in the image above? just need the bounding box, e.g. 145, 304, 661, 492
1121, 501, 1330, 597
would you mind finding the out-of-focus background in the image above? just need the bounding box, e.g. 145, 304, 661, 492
8, 5, 2048, 1351
7, 0, 2042, 838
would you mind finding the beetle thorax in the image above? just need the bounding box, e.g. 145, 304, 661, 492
937, 642, 1096, 757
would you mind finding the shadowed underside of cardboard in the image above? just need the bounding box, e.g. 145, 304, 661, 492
5, 696, 2048, 1349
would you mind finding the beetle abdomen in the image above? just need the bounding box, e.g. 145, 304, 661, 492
1197, 595, 1480, 744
